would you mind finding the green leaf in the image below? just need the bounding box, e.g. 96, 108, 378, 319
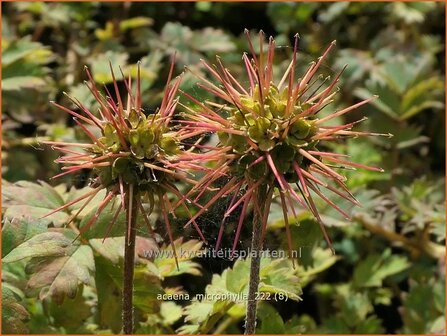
4, 229, 95, 303
268, 202, 312, 230
67, 83, 99, 112
91, 235, 165, 314
401, 76, 444, 113
2, 76, 47, 91
1, 281, 25, 301
191, 27, 236, 53
120, 17, 153, 31
47, 285, 92, 330
225, 257, 250, 293
429, 316, 446, 334
355, 86, 399, 120
401, 100, 444, 120
318, 316, 351, 333
1, 286, 30, 334
299, 247, 340, 287
1, 36, 54, 117
382, 61, 414, 94
338, 140, 390, 189
256, 303, 285, 334
391, 2, 436, 24
152, 22, 235, 67
401, 277, 445, 333
4, 180, 65, 211
89, 51, 129, 84
290, 219, 322, 250
182, 257, 302, 333
3, 231, 76, 263
285, 314, 315, 334
154, 238, 203, 277
126, 51, 163, 92
2, 37, 53, 67
2, 181, 68, 226
78, 199, 126, 239
2, 217, 47, 258
353, 249, 409, 287
176, 324, 201, 334
160, 301, 182, 325
259, 258, 302, 301
94, 257, 122, 333
95, 21, 114, 40
340, 291, 372, 327
89, 236, 158, 265
354, 315, 385, 334
94, 250, 164, 314
24, 235, 95, 303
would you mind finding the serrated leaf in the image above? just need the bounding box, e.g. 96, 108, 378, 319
340, 291, 372, 327
259, 258, 302, 301
355, 86, 399, 120
181, 257, 302, 333
154, 238, 203, 277
3, 181, 109, 229
126, 51, 162, 92
382, 61, 414, 94
183, 301, 214, 324
89, 51, 129, 84
160, 301, 182, 325
1, 217, 48, 258
47, 285, 92, 329
401, 100, 444, 120
91, 236, 164, 314
94, 252, 163, 314
176, 324, 200, 334
4, 180, 65, 211
25, 242, 95, 303
1, 286, 30, 334
152, 22, 235, 67
2, 37, 53, 66
391, 2, 436, 24
3, 231, 76, 263
3, 227, 94, 304
401, 76, 444, 113
226, 257, 250, 293
299, 247, 340, 287
401, 278, 445, 333
339, 140, 390, 189
67, 83, 99, 112
94, 257, 122, 333
354, 315, 385, 333
256, 303, 285, 334
78, 200, 126, 239
191, 27, 235, 53
2, 181, 69, 226
89, 236, 158, 264
353, 249, 409, 287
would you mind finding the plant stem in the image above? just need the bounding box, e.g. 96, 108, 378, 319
123, 184, 138, 334
245, 183, 268, 335
214, 316, 237, 334
354, 213, 444, 260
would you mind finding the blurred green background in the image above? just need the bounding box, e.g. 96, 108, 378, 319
2, 2, 445, 335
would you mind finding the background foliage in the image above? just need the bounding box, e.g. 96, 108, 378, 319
2, 2, 445, 334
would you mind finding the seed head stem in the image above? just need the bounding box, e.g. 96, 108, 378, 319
123, 184, 138, 334
245, 183, 268, 334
